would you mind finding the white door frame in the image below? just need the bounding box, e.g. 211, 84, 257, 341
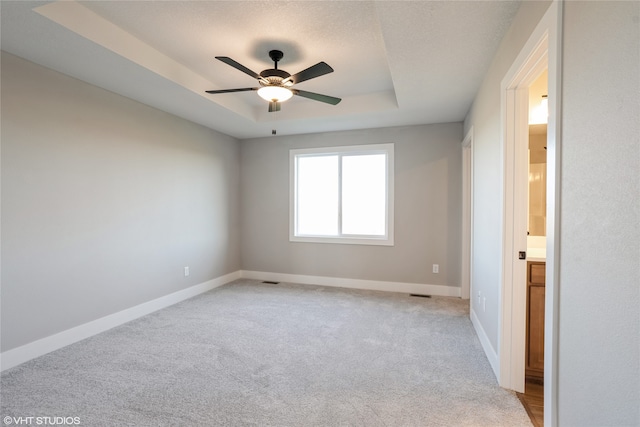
499, 2, 562, 426
500, 37, 547, 394
461, 128, 474, 300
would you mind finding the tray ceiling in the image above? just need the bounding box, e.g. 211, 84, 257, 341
1, 1, 521, 139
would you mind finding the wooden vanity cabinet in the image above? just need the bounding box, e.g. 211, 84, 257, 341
526, 261, 545, 379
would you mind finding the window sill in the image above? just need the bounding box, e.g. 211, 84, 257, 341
290, 235, 394, 246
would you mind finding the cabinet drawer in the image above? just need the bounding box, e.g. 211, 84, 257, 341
529, 262, 546, 285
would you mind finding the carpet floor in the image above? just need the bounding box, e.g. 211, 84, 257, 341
1, 280, 532, 426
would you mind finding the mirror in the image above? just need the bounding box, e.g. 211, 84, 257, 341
528, 124, 547, 236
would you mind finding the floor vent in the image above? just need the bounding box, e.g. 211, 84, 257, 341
410, 294, 432, 298
262, 281, 280, 285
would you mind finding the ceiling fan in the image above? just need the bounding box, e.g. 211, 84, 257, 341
206, 50, 341, 112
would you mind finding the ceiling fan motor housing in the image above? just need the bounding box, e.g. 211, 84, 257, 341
259, 69, 292, 87
259, 50, 293, 87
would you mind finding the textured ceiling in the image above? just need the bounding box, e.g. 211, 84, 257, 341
1, 1, 521, 139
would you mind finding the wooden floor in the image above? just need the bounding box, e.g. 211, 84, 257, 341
517, 378, 544, 427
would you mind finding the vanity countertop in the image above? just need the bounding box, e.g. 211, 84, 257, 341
527, 236, 546, 262
527, 247, 546, 262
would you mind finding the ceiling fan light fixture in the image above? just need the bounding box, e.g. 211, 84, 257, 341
257, 86, 293, 103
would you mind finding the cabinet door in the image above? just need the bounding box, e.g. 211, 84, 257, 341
529, 263, 546, 284
527, 284, 545, 374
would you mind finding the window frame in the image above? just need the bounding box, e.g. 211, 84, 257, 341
289, 143, 394, 246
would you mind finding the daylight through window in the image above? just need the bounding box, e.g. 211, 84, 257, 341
290, 143, 394, 245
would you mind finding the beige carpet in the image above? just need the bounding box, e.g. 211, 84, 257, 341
1, 280, 532, 426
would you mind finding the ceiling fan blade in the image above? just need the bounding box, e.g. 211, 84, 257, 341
286, 62, 334, 84
292, 89, 341, 105
205, 88, 258, 94
215, 56, 262, 80
268, 101, 281, 113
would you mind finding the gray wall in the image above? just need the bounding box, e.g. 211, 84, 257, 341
465, 0, 639, 424
1, 53, 241, 352
558, 2, 639, 425
463, 0, 551, 350
240, 123, 463, 288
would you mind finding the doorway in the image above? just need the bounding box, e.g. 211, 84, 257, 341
499, 34, 547, 395
525, 70, 548, 383
461, 128, 473, 301
517, 70, 548, 427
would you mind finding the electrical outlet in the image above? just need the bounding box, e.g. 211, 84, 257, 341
432, 264, 439, 274
184, 266, 190, 277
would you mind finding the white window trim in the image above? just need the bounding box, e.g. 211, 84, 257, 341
289, 143, 394, 246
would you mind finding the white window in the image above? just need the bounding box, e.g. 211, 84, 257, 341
290, 143, 394, 245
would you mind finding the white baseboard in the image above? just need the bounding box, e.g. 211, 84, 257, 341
470, 308, 499, 380
0, 270, 241, 372
240, 270, 461, 297
1, 270, 459, 371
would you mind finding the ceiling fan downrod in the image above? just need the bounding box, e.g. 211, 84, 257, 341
269, 50, 284, 69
